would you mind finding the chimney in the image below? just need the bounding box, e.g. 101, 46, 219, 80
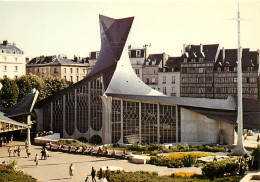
200, 43, 203, 52
222, 47, 225, 63
3, 40, 8, 46
257, 49, 260, 65
144, 44, 150, 60
183, 44, 186, 53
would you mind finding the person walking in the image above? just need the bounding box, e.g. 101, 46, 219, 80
34, 154, 39, 167
91, 167, 96, 182
85, 176, 90, 182
17, 146, 21, 157
41, 149, 44, 160
99, 168, 103, 180
69, 163, 74, 179
106, 166, 111, 182
26, 148, 31, 158
8, 147, 12, 157
13, 146, 17, 157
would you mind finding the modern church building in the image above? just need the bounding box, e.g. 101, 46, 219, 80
35, 15, 260, 145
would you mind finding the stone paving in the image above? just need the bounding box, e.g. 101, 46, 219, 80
0, 142, 201, 182
0, 133, 258, 182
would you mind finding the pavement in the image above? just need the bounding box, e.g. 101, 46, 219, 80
0, 141, 201, 182
0, 133, 258, 182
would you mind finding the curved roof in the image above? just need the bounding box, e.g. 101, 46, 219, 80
0, 43, 24, 55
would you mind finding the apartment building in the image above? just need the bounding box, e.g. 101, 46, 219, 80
0, 40, 26, 79
26, 55, 89, 83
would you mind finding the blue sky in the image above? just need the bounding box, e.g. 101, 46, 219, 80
0, 0, 259, 59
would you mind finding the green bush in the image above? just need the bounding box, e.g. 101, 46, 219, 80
168, 159, 184, 168
0, 167, 37, 182
182, 154, 197, 167
202, 160, 248, 179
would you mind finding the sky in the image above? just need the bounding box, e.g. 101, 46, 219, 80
0, 0, 260, 59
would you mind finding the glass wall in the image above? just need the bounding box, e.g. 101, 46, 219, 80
65, 91, 75, 136
112, 99, 121, 143
159, 105, 176, 144
76, 85, 89, 133
90, 78, 103, 131
43, 104, 51, 131
53, 97, 63, 137
141, 103, 158, 144
123, 101, 139, 144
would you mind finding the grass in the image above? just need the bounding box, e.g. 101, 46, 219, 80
110, 171, 244, 182
0, 166, 37, 182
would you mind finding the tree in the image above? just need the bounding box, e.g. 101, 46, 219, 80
0, 78, 19, 108
41, 76, 68, 99
16, 74, 45, 102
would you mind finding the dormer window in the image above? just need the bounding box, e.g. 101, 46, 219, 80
145, 61, 149, 66
247, 67, 253, 71
234, 67, 237, 72
163, 68, 166, 72
172, 68, 174, 72
217, 67, 221, 72
152, 61, 156, 65
136, 50, 141, 57
96, 52, 100, 59
199, 58, 203, 62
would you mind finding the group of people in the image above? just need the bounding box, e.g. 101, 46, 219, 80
69, 164, 111, 182
7, 146, 21, 157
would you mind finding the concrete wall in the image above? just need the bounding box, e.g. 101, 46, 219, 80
181, 107, 234, 145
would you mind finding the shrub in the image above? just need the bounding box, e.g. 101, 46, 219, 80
168, 159, 183, 168
0, 166, 37, 182
202, 160, 248, 179
182, 154, 197, 167
172, 172, 197, 178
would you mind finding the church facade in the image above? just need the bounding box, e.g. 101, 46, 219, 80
35, 15, 249, 146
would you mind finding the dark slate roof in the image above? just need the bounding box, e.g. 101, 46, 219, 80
4, 89, 39, 118
145, 54, 163, 66
164, 57, 182, 68
216, 49, 258, 71
27, 55, 88, 66
0, 111, 28, 127
0, 41, 24, 54
184, 44, 219, 61
35, 15, 134, 108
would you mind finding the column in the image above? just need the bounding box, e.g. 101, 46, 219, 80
27, 115, 31, 145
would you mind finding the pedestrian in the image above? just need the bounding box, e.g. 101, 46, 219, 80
257, 135, 260, 143
91, 167, 96, 182
85, 176, 90, 182
44, 148, 48, 160
26, 148, 31, 158
98, 168, 103, 180
69, 163, 74, 179
34, 154, 39, 167
41, 149, 44, 160
25, 139, 28, 149
8, 147, 12, 157
17, 146, 21, 157
106, 166, 111, 181
13, 146, 17, 157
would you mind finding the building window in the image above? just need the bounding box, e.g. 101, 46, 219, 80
64, 68, 66, 73
15, 58, 18, 62
151, 78, 155, 84
135, 69, 140, 75
224, 67, 229, 71
217, 67, 221, 71
163, 87, 167, 94
234, 77, 237, 83
163, 76, 166, 84
77, 68, 79, 74
15, 76, 18, 79
70, 68, 73, 74
64, 76, 66, 81
4, 66, 7, 71
172, 76, 175, 84
77, 76, 79, 82
70, 76, 73, 82
199, 68, 204, 73
234, 67, 237, 72
136, 50, 141, 57
54, 68, 58, 73
3, 75, 7, 78
15, 66, 18, 71
146, 78, 149, 84
184, 58, 187, 63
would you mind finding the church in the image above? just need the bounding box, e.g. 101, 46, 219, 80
35, 15, 259, 146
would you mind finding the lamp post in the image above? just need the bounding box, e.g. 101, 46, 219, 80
230, 4, 248, 156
